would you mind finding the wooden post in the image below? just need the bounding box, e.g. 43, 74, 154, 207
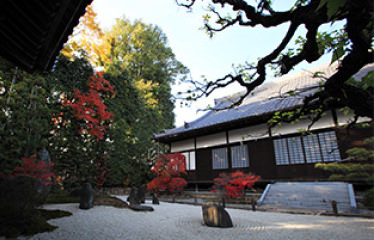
251, 198, 256, 211
221, 197, 226, 208
172, 191, 176, 203
194, 184, 198, 205
331, 200, 338, 216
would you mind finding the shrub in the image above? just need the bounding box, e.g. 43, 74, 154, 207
0, 176, 42, 213
147, 153, 187, 194
2, 154, 55, 185
363, 187, 374, 209
212, 171, 261, 198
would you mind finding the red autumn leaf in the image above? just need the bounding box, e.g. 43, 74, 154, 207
147, 153, 187, 194
65, 73, 115, 140
211, 171, 261, 198
2, 155, 57, 186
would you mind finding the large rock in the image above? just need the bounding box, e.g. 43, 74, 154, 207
127, 186, 154, 211
129, 204, 154, 211
127, 186, 146, 205
152, 193, 160, 205
139, 185, 146, 204
127, 187, 140, 205
79, 182, 94, 210
202, 203, 233, 228
36, 148, 52, 203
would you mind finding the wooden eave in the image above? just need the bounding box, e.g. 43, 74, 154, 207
0, 0, 92, 72
155, 111, 277, 144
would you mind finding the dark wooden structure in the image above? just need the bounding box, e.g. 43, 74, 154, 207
186, 128, 372, 184
0, 0, 92, 72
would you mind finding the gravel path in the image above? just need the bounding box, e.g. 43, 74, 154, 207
16, 196, 374, 240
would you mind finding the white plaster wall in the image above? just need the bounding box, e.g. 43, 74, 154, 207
196, 132, 227, 149
190, 151, 196, 170
171, 138, 195, 152
271, 110, 371, 137
335, 110, 371, 126
271, 112, 336, 136
229, 124, 270, 143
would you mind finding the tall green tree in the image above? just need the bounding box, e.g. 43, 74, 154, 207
0, 57, 51, 174
45, 55, 113, 188
106, 18, 187, 129
101, 18, 188, 186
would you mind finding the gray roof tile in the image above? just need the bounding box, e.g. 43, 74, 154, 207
155, 62, 374, 140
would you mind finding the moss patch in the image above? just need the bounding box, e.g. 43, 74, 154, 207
0, 208, 71, 238
47, 191, 128, 208
94, 194, 128, 208
0, 191, 129, 238
39, 208, 73, 220
46, 191, 80, 204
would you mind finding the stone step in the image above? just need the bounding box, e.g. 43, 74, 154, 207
258, 182, 356, 212
263, 198, 351, 206
262, 199, 352, 207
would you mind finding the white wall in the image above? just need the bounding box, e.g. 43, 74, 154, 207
171, 138, 195, 152
271, 112, 336, 136
335, 110, 371, 126
229, 124, 269, 143
196, 132, 227, 149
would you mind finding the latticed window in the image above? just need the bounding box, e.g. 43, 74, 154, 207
231, 145, 250, 168
303, 134, 323, 163
273, 131, 341, 165
212, 147, 228, 169
318, 131, 341, 162
273, 138, 289, 165
287, 137, 305, 164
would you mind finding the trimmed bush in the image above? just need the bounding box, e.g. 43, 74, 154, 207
363, 187, 374, 209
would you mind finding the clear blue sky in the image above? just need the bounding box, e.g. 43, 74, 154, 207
92, 0, 334, 127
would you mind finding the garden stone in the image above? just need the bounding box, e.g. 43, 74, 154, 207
127, 187, 141, 205
79, 182, 94, 210
129, 204, 154, 211
139, 185, 146, 203
127, 186, 154, 211
36, 148, 52, 204
37, 148, 51, 164
152, 193, 159, 204
127, 186, 146, 204
202, 203, 233, 228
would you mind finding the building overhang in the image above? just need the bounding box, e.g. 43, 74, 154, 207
154, 112, 276, 144
0, 0, 92, 72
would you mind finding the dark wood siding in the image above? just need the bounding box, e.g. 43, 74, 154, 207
186, 171, 197, 181
196, 148, 213, 182
182, 127, 371, 184
247, 139, 276, 179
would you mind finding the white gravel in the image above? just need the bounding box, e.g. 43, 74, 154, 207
16, 196, 374, 240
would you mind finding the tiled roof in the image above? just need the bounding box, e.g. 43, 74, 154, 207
155, 62, 374, 142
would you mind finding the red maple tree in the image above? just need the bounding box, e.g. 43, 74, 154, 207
95, 157, 110, 187
65, 72, 115, 140
147, 153, 188, 194
2, 155, 56, 185
212, 171, 261, 198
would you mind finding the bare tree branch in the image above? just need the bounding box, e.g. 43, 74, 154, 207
176, 0, 373, 121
